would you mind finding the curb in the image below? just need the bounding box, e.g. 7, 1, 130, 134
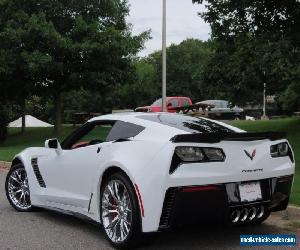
286, 205, 300, 221
0, 161, 11, 170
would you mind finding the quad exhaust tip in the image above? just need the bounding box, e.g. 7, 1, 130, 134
231, 210, 241, 223
248, 207, 257, 221
231, 205, 264, 223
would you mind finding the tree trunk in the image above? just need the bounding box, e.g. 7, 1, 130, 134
21, 98, 26, 134
54, 91, 63, 135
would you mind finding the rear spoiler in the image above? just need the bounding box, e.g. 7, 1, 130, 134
170, 132, 286, 143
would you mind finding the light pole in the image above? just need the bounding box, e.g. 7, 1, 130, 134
263, 82, 266, 117
162, 0, 167, 112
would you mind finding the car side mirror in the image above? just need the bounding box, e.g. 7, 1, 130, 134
45, 138, 62, 155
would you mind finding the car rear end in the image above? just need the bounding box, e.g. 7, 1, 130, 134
158, 132, 295, 230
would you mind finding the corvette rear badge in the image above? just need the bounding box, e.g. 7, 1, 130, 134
244, 149, 256, 160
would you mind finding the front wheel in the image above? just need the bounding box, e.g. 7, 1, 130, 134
100, 173, 146, 249
5, 163, 33, 212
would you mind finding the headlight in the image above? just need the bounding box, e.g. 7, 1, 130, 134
175, 146, 225, 162
270, 142, 289, 157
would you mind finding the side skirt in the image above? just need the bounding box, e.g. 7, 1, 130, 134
36, 204, 102, 226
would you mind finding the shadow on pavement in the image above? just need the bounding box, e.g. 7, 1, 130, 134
33, 209, 292, 250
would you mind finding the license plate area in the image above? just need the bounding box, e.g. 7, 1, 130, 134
239, 182, 262, 203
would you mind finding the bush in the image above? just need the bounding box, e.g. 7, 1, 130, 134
0, 106, 9, 142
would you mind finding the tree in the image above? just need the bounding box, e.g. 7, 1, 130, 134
0, 104, 9, 142
116, 39, 213, 108
0, 0, 148, 133
0, 5, 39, 133
151, 39, 213, 102
116, 58, 158, 108
193, 0, 300, 109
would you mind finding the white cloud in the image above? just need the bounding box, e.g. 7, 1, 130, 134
127, 0, 211, 56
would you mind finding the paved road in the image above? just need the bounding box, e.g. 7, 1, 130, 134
0, 170, 297, 250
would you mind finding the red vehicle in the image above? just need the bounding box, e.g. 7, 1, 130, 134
135, 97, 192, 112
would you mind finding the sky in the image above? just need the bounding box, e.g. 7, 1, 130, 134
127, 0, 211, 56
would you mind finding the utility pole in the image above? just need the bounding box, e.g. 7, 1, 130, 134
263, 82, 266, 117
162, 0, 167, 112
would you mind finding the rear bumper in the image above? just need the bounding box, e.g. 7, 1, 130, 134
159, 175, 293, 230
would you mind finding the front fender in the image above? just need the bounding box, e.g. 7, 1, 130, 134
11, 147, 52, 206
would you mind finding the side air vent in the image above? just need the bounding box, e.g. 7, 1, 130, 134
159, 187, 177, 229
31, 158, 46, 188
169, 153, 182, 174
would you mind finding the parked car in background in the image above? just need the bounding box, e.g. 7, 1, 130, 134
135, 97, 192, 113
197, 100, 245, 120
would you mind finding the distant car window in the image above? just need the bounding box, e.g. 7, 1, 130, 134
181, 99, 190, 107
151, 98, 173, 107
168, 99, 179, 107
137, 114, 233, 133
106, 121, 145, 141
151, 99, 162, 106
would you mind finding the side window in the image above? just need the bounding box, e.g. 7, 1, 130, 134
79, 124, 112, 143
62, 121, 145, 150
106, 121, 145, 141
181, 99, 190, 107
168, 99, 179, 108
62, 122, 115, 150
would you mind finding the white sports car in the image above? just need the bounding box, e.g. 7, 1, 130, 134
5, 113, 295, 248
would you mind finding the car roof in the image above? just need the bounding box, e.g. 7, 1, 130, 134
88, 112, 242, 135
88, 112, 169, 124
155, 96, 191, 100
89, 112, 186, 140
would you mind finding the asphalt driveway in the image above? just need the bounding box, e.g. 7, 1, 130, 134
0, 170, 298, 250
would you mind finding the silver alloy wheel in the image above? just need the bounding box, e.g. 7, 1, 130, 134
7, 168, 31, 210
101, 180, 132, 243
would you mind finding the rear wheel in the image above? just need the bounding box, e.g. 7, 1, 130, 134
5, 163, 33, 212
100, 173, 147, 249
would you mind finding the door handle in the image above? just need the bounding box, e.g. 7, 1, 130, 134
97, 147, 101, 153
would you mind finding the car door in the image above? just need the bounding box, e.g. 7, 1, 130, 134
38, 121, 114, 210
167, 98, 179, 112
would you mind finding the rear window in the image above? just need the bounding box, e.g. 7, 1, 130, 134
137, 114, 233, 133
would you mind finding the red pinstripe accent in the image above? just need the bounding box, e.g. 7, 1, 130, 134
182, 185, 219, 193
134, 184, 144, 217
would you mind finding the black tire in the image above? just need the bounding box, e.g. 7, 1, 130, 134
5, 163, 34, 212
100, 172, 151, 249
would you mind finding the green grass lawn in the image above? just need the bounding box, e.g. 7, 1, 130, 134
0, 118, 299, 205
0, 126, 77, 162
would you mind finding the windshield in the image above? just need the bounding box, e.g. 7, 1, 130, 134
151, 98, 173, 106
151, 98, 162, 106
137, 114, 233, 133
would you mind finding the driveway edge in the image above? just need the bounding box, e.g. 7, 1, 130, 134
0, 161, 11, 171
